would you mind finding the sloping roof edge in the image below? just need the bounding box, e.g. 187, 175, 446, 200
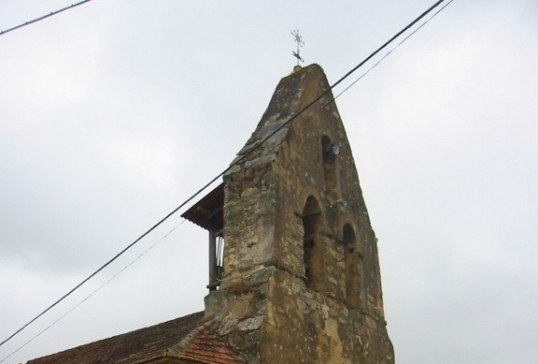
181, 183, 224, 231
26, 312, 207, 364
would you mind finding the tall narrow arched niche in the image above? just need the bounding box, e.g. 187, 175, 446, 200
344, 223, 360, 308
321, 135, 340, 200
302, 196, 324, 292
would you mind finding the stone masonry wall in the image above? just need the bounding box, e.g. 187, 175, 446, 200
204, 64, 394, 364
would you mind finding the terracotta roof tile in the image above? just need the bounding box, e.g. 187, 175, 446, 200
175, 333, 246, 364
27, 312, 208, 364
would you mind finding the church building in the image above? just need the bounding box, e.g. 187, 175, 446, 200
26, 64, 394, 364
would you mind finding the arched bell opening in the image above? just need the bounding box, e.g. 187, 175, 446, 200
302, 196, 324, 292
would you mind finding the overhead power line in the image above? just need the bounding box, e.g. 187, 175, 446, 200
0, 0, 93, 37
0, 0, 450, 351
0, 220, 186, 364
332, 0, 454, 102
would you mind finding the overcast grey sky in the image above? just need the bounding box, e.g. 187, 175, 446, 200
0, 1, 537, 363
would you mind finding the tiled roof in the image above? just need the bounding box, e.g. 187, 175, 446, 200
175, 333, 246, 364
26, 312, 244, 364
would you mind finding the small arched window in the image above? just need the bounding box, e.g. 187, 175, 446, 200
302, 196, 324, 291
321, 135, 339, 200
344, 223, 359, 308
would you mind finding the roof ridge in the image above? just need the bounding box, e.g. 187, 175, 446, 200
162, 319, 213, 357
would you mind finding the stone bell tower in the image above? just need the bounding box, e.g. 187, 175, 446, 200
186, 64, 394, 363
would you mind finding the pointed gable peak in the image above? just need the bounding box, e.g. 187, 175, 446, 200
228, 64, 339, 173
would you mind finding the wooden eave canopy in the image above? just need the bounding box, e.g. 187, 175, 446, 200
181, 183, 224, 231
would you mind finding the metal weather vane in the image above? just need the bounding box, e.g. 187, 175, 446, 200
291, 29, 305, 65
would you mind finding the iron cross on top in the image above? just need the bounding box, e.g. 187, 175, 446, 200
291, 29, 305, 65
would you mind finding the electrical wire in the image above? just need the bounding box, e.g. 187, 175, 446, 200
331, 0, 455, 102
0, 1, 93, 37
0, 0, 449, 350
0, 219, 186, 364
